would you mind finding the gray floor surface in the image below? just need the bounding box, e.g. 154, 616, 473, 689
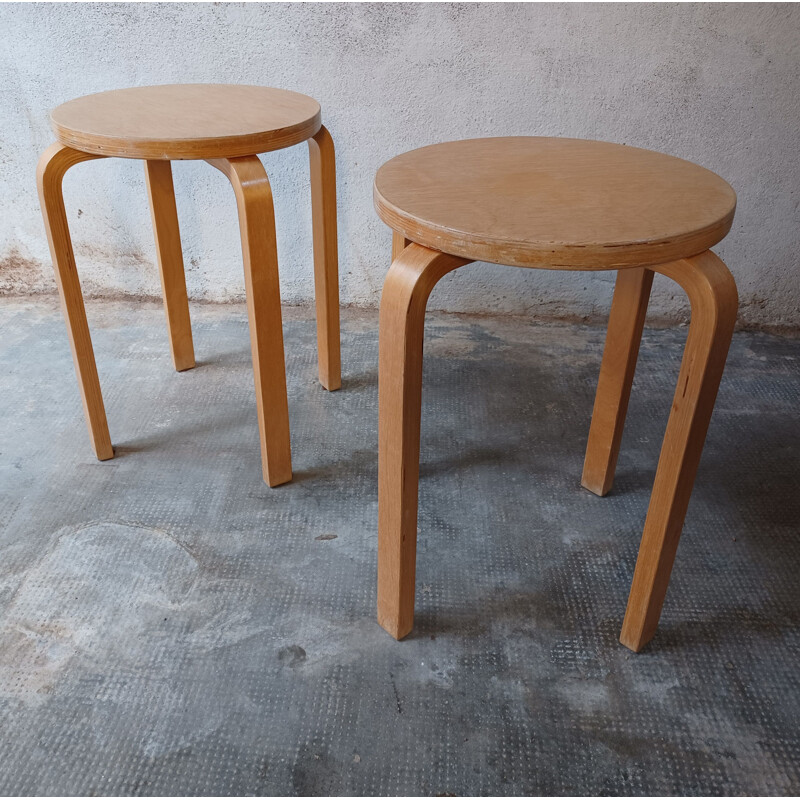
0, 297, 798, 796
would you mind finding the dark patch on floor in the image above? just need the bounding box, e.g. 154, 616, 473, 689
0, 298, 798, 795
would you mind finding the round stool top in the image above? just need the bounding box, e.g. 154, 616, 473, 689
50, 84, 322, 160
374, 137, 736, 270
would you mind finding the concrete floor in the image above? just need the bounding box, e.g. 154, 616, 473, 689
0, 296, 798, 795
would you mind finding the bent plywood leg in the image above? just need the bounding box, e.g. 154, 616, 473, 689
582, 268, 654, 496
378, 243, 471, 639
620, 251, 738, 651
144, 160, 195, 371
308, 125, 341, 391
207, 156, 291, 487
392, 231, 411, 263
37, 143, 113, 461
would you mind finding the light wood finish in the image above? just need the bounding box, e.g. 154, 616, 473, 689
378, 244, 471, 639
308, 126, 341, 391
37, 143, 113, 461
51, 85, 321, 160
391, 231, 411, 262
581, 268, 654, 496
38, 144, 294, 484
375, 137, 739, 650
208, 156, 292, 487
619, 251, 738, 651
144, 160, 195, 371
377, 247, 737, 649
41, 85, 342, 485
375, 137, 736, 270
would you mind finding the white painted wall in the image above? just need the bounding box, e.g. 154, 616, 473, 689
1, 3, 798, 328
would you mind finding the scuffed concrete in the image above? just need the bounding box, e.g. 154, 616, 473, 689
0, 4, 799, 330
0, 522, 199, 706
0, 296, 798, 794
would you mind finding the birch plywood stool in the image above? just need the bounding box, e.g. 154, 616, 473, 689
37, 84, 340, 487
374, 137, 738, 652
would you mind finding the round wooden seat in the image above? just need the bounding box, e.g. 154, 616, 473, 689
50, 84, 321, 160
39, 84, 340, 488
374, 136, 740, 653
374, 137, 736, 270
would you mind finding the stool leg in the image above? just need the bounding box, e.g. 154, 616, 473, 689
378, 243, 470, 639
392, 232, 411, 263
37, 143, 113, 461
207, 156, 292, 487
620, 251, 738, 651
308, 126, 341, 391
582, 268, 653, 495
144, 160, 195, 372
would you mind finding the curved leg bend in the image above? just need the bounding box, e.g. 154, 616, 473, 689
620, 250, 738, 651
582, 267, 654, 496
377, 243, 471, 639
144, 160, 195, 372
207, 156, 292, 487
308, 126, 341, 391
37, 143, 113, 461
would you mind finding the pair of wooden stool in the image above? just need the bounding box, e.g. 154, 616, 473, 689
39, 85, 738, 652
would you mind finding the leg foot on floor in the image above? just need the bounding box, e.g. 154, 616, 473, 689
308, 126, 341, 391
37, 143, 114, 461
145, 159, 195, 372
208, 156, 292, 487
582, 267, 653, 496
619, 251, 738, 651
377, 242, 470, 638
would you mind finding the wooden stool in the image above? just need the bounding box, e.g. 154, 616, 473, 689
37, 84, 340, 487
374, 137, 738, 652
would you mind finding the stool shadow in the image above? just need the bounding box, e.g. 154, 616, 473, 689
418, 445, 515, 479
407, 419, 800, 647
338, 371, 378, 392
640, 606, 795, 654
110, 412, 252, 455
410, 584, 799, 655
291, 449, 379, 488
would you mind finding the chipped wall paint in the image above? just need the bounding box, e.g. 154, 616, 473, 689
1, 3, 798, 328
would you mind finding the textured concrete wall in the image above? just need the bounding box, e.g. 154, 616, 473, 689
1, 3, 798, 328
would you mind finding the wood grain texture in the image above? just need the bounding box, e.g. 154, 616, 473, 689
207, 156, 292, 487
40, 87, 341, 485
377, 247, 738, 647
375, 140, 739, 649
144, 160, 195, 371
581, 267, 654, 496
377, 243, 471, 639
36, 143, 114, 461
307, 125, 341, 391
620, 251, 738, 651
374, 137, 736, 270
391, 231, 410, 262
51, 85, 321, 160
